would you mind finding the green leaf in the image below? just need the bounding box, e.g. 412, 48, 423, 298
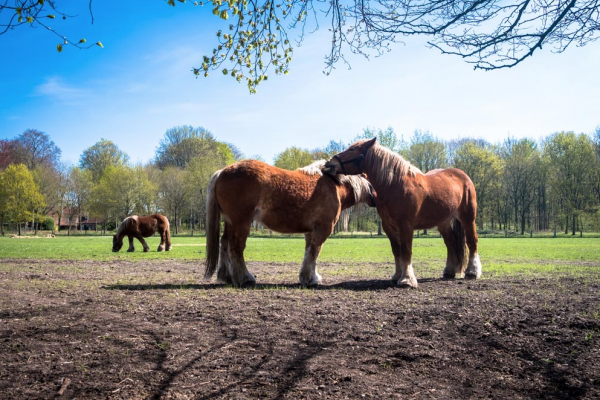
16, 8, 22, 16
47, 14, 55, 19
57, 44, 63, 52
38, 0, 45, 5
26, 16, 34, 23
168, 0, 176, 6
96, 41, 104, 48
79, 38, 86, 44
220, 10, 229, 20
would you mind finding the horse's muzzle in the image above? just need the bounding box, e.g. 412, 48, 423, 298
323, 161, 338, 175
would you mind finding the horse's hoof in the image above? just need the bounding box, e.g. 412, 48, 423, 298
300, 274, 321, 288
442, 273, 456, 280
240, 280, 256, 288
465, 273, 478, 280
157, 246, 164, 252
127, 249, 134, 252
143, 248, 149, 253
397, 279, 418, 289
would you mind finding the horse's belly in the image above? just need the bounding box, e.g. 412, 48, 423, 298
254, 208, 311, 234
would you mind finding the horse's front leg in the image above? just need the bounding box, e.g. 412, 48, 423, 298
388, 226, 418, 288
135, 235, 150, 252
299, 230, 327, 287
127, 235, 135, 252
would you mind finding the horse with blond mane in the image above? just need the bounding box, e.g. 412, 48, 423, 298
325, 138, 482, 288
205, 159, 376, 287
112, 214, 172, 252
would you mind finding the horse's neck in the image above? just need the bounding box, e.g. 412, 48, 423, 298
339, 184, 356, 210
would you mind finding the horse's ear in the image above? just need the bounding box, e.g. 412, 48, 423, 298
366, 137, 376, 148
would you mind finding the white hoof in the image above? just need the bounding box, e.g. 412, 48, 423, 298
465, 254, 482, 279
300, 271, 322, 287
397, 277, 418, 289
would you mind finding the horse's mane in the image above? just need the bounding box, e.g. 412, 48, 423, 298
366, 143, 422, 187
297, 160, 328, 176
297, 160, 371, 205
116, 215, 137, 236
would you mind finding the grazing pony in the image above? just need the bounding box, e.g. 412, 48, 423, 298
112, 214, 172, 253
205, 159, 375, 287
325, 138, 482, 288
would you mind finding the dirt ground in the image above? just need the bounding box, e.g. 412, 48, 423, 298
1, 259, 599, 399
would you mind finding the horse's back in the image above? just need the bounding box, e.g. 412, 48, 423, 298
215, 159, 339, 232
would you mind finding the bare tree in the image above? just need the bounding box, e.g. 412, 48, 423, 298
13, 129, 61, 170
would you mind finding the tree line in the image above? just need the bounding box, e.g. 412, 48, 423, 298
1, 125, 599, 236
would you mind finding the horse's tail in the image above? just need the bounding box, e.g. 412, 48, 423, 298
204, 170, 222, 280
452, 217, 468, 275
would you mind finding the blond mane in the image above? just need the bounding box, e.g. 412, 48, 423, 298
365, 143, 422, 187
298, 160, 371, 205
297, 160, 327, 176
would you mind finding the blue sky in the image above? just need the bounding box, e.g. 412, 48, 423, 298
1, 1, 599, 165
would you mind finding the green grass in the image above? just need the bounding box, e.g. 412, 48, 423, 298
0, 235, 599, 270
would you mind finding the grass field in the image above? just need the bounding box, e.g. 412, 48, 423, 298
1, 235, 599, 278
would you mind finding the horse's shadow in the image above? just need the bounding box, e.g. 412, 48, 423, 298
102, 277, 441, 292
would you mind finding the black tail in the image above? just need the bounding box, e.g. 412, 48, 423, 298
452, 218, 468, 275
204, 170, 222, 279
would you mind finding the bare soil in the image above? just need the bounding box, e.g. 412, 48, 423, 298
1, 259, 599, 399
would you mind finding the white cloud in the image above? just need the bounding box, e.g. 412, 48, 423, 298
33, 76, 88, 104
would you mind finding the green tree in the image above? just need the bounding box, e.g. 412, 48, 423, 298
405, 130, 447, 172
0, 164, 45, 235
133, 164, 160, 216
543, 132, 596, 235
62, 167, 92, 234
453, 140, 502, 230
155, 126, 220, 169
79, 139, 129, 183
501, 138, 542, 235
355, 127, 404, 152
185, 153, 230, 233
273, 146, 316, 170
31, 164, 65, 234
159, 167, 188, 235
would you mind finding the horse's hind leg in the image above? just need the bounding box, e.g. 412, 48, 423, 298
463, 219, 482, 279
439, 222, 466, 279
227, 222, 256, 287
217, 223, 233, 284
127, 235, 135, 252
299, 229, 328, 287
165, 228, 172, 251
458, 201, 482, 279
157, 229, 166, 252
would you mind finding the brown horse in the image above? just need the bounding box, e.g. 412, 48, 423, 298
112, 214, 172, 253
325, 138, 482, 288
205, 159, 375, 287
